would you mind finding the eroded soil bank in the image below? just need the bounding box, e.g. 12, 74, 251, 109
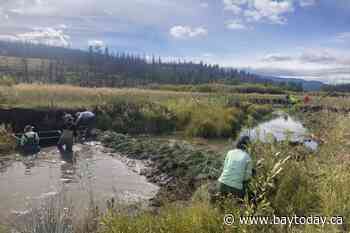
0, 107, 84, 133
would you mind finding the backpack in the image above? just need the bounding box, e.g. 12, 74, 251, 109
22, 133, 40, 154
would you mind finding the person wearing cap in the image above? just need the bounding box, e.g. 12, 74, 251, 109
75, 110, 96, 139
19, 125, 40, 155
218, 136, 253, 199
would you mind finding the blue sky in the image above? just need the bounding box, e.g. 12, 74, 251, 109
0, 0, 349, 83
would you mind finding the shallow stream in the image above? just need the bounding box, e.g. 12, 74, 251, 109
0, 142, 159, 224
240, 112, 318, 150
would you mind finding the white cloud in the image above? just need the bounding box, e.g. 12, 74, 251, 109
250, 0, 294, 24
225, 20, 247, 30
88, 40, 105, 49
193, 48, 350, 84
169, 25, 208, 39
299, 0, 316, 7
262, 53, 293, 62
0, 0, 196, 27
223, 0, 245, 14
0, 27, 71, 47
244, 10, 263, 22
253, 48, 350, 83
224, 0, 295, 25
262, 49, 350, 66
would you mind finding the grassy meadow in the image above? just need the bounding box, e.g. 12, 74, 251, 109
1, 83, 348, 110
0, 83, 287, 108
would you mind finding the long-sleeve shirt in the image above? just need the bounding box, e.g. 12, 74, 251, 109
218, 149, 252, 190
76, 111, 95, 125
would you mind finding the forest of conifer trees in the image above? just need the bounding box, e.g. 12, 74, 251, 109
0, 40, 303, 91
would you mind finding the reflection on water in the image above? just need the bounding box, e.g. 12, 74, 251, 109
240, 113, 318, 150
60, 161, 77, 184
0, 142, 159, 222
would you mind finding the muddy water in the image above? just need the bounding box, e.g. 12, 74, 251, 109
0, 142, 159, 222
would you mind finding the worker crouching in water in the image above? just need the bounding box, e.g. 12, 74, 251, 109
57, 117, 77, 157
75, 110, 96, 140
19, 125, 41, 155
218, 136, 252, 199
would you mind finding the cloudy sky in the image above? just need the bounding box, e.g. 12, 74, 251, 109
0, 0, 349, 83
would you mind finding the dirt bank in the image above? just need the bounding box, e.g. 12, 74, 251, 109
298, 105, 350, 113
0, 107, 85, 132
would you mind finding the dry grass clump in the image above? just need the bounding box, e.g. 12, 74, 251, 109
0, 125, 16, 155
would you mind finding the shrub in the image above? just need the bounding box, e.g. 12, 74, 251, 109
96, 99, 177, 134
247, 104, 273, 122
185, 106, 243, 138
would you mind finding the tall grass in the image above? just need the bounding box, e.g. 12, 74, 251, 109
0, 84, 286, 109
147, 83, 288, 95
96, 98, 177, 134
1, 84, 211, 108
166, 98, 244, 138
13, 195, 74, 233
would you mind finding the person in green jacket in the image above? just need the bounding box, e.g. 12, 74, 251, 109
19, 125, 40, 155
286, 94, 299, 106
218, 136, 252, 199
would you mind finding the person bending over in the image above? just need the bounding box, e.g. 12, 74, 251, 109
218, 136, 253, 199
75, 110, 96, 139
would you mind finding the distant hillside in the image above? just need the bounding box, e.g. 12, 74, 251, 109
262, 76, 324, 91
322, 83, 350, 93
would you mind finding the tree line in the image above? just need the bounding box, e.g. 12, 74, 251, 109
0, 41, 303, 91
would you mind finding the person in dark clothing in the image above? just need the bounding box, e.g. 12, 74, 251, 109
57, 121, 77, 154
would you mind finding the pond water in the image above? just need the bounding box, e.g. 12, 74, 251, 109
240, 113, 318, 150
0, 142, 159, 223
